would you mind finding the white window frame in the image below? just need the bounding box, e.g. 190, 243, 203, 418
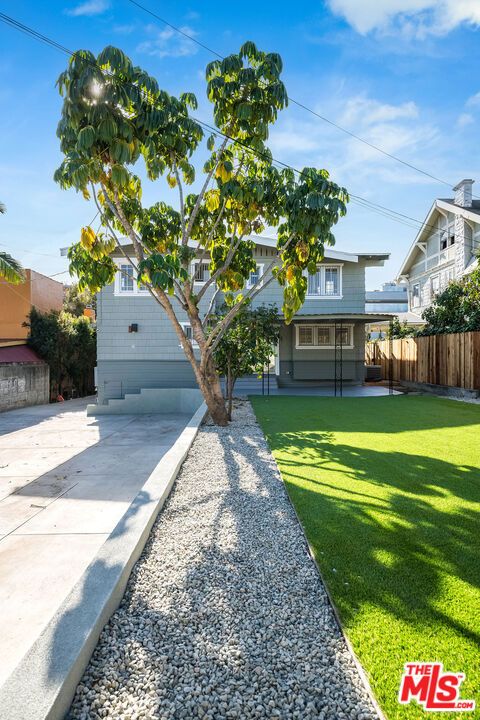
246, 263, 264, 289
295, 323, 354, 349
114, 260, 150, 297
191, 260, 211, 285
180, 322, 199, 348
431, 274, 440, 295
411, 283, 420, 308
305, 264, 343, 299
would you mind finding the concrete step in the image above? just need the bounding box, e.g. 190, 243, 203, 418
88, 388, 203, 416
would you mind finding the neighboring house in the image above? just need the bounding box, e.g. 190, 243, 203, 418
397, 179, 480, 316
365, 281, 423, 338
0, 269, 64, 343
0, 345, 49, 412
95, 238, 390, 403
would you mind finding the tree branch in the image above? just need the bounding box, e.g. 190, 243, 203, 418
184, 137, 229, 244
196, 233, 245, 302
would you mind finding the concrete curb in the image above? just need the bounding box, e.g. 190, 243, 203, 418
0, 402, 208, 720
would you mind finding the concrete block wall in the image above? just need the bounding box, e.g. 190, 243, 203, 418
0, 364, 49, 412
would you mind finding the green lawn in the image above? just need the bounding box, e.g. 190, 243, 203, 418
251, 395, 480, 720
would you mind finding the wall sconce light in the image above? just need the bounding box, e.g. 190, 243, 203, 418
128, 323, 138, 333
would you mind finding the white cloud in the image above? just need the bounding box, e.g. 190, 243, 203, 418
137, 25, 198, 58
269, 92, 440, 188
326, 0, 480, 37
66, 0, 110, 17
457, 112, 474, 128
466, 91, 480, 107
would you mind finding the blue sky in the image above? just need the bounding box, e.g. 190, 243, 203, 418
1, 0, 479, 288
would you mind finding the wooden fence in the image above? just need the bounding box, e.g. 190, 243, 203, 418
365, 331, 480, 390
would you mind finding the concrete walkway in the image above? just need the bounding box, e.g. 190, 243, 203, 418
0, 398, 191, 689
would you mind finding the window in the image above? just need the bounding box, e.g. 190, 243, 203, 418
246, 264, 264, 289
440, 232, 448, 251
335, 326, 350, 346
317, 326, 331, 346
180, 323, 198, 347
120, 264, 134, 293
298, 326, 315, 346
306, 265, 342, 298
324, 267, 339, 296
431, 275, 440, 295
192, 261, 210, 283
412, 283, 420, 308
296, 324, 353, 348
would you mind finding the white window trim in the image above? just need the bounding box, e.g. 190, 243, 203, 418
180, 322, 199, 348
246, 263, 264, 289
114, 260, 150, 297
305, 264, 343, 299
295, 323, 354, 349
191, 259, 211, 285
411, 282, 421, 308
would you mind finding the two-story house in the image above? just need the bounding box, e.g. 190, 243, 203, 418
95, 237, 390, 405
397, 179, 480, 316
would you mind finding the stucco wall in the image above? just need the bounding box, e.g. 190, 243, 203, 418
0, 363, 49, 412
0, 270, 64, 341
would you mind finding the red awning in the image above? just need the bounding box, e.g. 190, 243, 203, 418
0, 345, 45, 364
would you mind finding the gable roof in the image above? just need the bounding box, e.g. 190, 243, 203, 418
398, 198, 480, 278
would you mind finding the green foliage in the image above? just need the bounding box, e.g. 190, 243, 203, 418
54, 43, 348, 313
28, 308, 96, 398
387, 317, 417, 339
0, 202, 25, 284
420, 266, 480, 335
64, 282, 96, 316
212, 304, 279, 417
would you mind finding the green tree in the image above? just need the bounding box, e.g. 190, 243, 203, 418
64, 282, 96, 316
28, 308, 96, 398
213, 304, 279, 420
387, 317, 417, 339
0, 202, 25, 284
420, 266, 480, 335
54, 43, 348, 425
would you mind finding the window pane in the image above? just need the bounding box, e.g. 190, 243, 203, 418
298, 327, 314, 346
194, 263, 210, 282
183, 324, 193, 340
248, 265, 262, 288
335, 327, 350, 346
120, 264, 133, 292
307, 271, 320, 295
324, 267, 339, 296
316, 326, 331, 345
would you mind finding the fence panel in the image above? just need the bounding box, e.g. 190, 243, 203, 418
365, 331, 480, 390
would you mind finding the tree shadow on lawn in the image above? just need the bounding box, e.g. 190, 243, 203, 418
64, 423, 381, 719
263, 427, 480, 714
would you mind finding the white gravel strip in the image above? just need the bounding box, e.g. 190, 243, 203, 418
68, 401, 378, 720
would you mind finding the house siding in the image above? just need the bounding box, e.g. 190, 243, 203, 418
95, 249, 372, 401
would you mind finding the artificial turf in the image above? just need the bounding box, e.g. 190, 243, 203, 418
250, 395, 480, 720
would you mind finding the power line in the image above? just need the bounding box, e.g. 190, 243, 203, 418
0, 11, 478, 255
124, 0, 458, 191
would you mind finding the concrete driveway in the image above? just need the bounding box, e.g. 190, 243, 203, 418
0, 398, 191, 688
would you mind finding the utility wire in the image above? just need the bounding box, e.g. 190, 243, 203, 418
0, 11, 478, 254
125, 0, 460, 191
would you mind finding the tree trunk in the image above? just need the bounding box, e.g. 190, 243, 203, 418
228, 374, 235, 421
197, 353, 229, 426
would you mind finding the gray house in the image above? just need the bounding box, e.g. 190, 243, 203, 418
95, 237, 391, 404
397, 179, 480, 316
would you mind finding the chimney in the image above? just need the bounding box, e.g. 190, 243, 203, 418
453, 179, 474, 208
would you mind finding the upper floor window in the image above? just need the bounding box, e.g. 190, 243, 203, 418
192, 261, 210, 284
246, 264, 264, 289
120, 264, 134, 293
306, 265, 342, 298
